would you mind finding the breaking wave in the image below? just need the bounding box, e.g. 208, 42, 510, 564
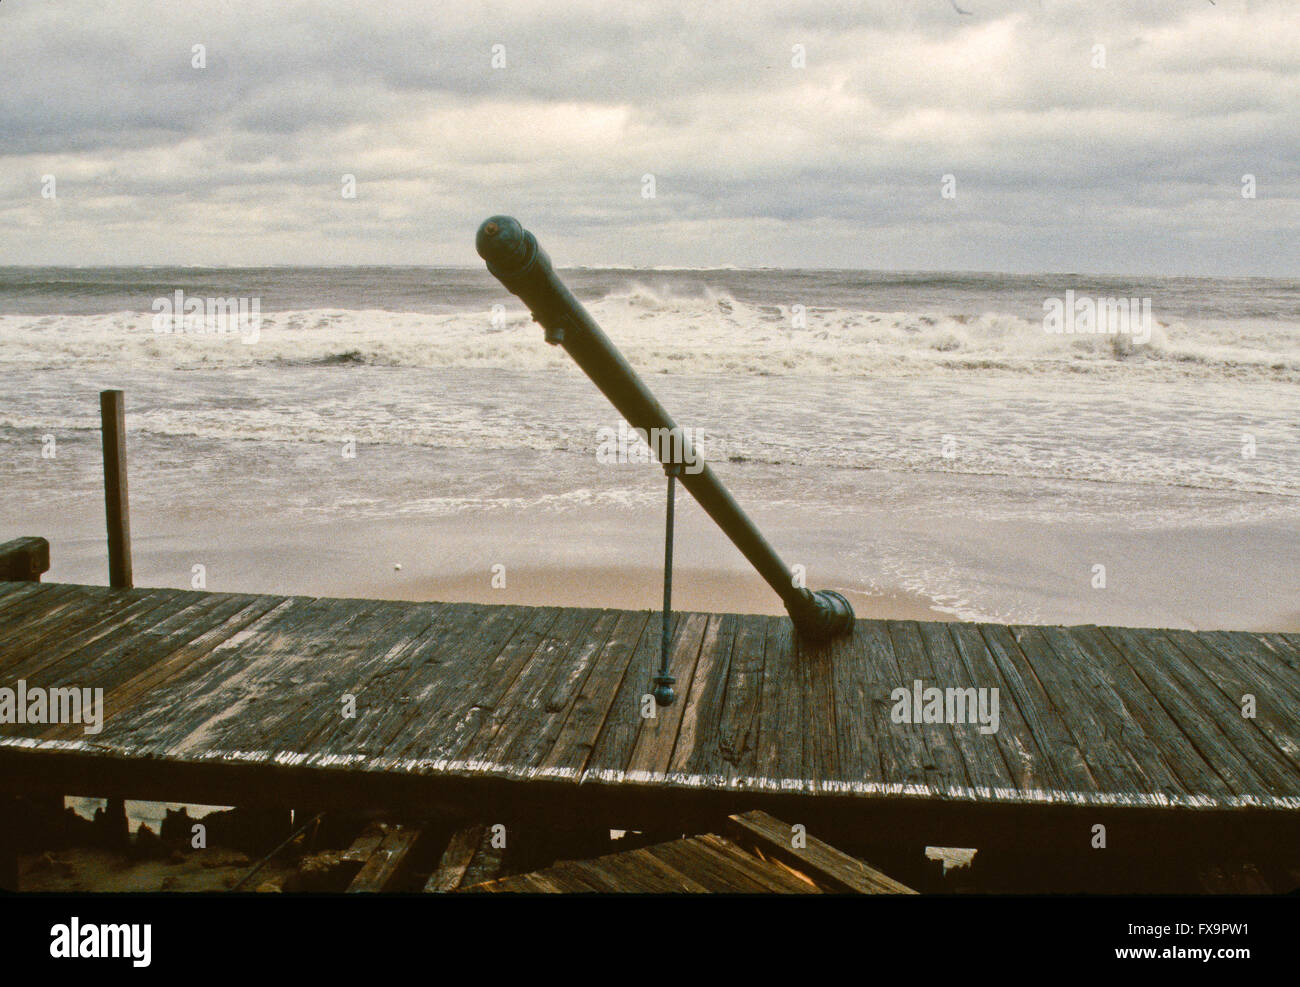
2, 282, 1298, 381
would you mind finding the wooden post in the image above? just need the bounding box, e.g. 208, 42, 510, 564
100, 389, 133, 589
0, 537, 49, 582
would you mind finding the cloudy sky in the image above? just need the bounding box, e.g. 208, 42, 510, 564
1, 0, 1296, 273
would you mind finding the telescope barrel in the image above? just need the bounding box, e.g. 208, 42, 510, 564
476, 215, 853, 641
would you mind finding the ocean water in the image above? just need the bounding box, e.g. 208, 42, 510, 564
1, 266, 1297, 629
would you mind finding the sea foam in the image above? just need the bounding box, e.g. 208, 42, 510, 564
2, 283, 1297, 381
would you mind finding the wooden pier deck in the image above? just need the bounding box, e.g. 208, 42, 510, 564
0, 581, 1297, 852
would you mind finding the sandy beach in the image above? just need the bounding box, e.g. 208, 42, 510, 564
24, 483, 1300, 632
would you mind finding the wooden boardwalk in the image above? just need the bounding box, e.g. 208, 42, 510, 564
0, 581, 1297, 851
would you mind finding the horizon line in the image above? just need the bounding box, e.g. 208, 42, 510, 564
0, 263, 1296, 282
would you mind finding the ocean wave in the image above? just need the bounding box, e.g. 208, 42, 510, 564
1, 400, 1294, 499
1, 284, 1298, 381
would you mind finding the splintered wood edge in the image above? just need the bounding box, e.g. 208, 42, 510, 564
725, 809, 918, 894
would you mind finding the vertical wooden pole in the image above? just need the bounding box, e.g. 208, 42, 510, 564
100, 389, 133, 589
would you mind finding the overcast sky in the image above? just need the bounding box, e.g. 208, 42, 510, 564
1, 0, 1295, 273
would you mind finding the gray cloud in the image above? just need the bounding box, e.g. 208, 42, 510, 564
0, 0, 1295, 273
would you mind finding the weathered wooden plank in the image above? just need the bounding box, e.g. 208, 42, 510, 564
483, 608, 618, 772
20, 588, 227, 687
106, 594, 324, 751
616, 846, 713, 892
516, 847, 642, 894
148, 594, 395, 756
0, 588, 190, 693
469, 870, 570, 894
0, 585, 101, 659
946, 621, 1067, 795
340, 822, 387, 868
569, 850, 671, 893
0, 588, 98, 659
392, 606, 568, 763
485, 862, 588, 893
0, 579, 96, 631
37, 591, 266, 742
622, 611, 711, 778
587, 613, 699, 779
1203, 631, 1300, 706
218, 599, 442, 757
1099, 625, 1296, 798
424, 823, 488, 892
359, 604, 543, 765
828, 612, 888, 792
0, 581, 52, 620
887, 620, 975, 793
852, 619, 934, 789
724, 810, 917, 893
751, 615, 805, 785
537, 609, 653, 779
521, 871, 580, 893
642, 838, 775, 893
79, 594, 291, 742
1046, 625, 1234, 801
584, 611, 683, 778
457, 827, 508, 888
977, 623, 1102, 801
1255, 633, 1300, 678
665, 613, 736, 778
486, 608, 624, 774
216, 599, 446, 757
483, 869, 567, 893
694, 833, 821, 893
1158, 629, 1300, 774
0, 580, 37, 601
916, 621, 1017, 792
346, 823, 425, 893
541, 859, 623, 893
1004, 624, 1167, 803
465, 836, 799, 894
313, 603, 524, 760
800, 626, 841, 788
713, 615, 771, 782
0, 584, 134, 665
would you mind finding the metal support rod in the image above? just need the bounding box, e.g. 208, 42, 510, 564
100, 389, 133, 589
653, 466, 679, 706
476, 215, 854, 641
